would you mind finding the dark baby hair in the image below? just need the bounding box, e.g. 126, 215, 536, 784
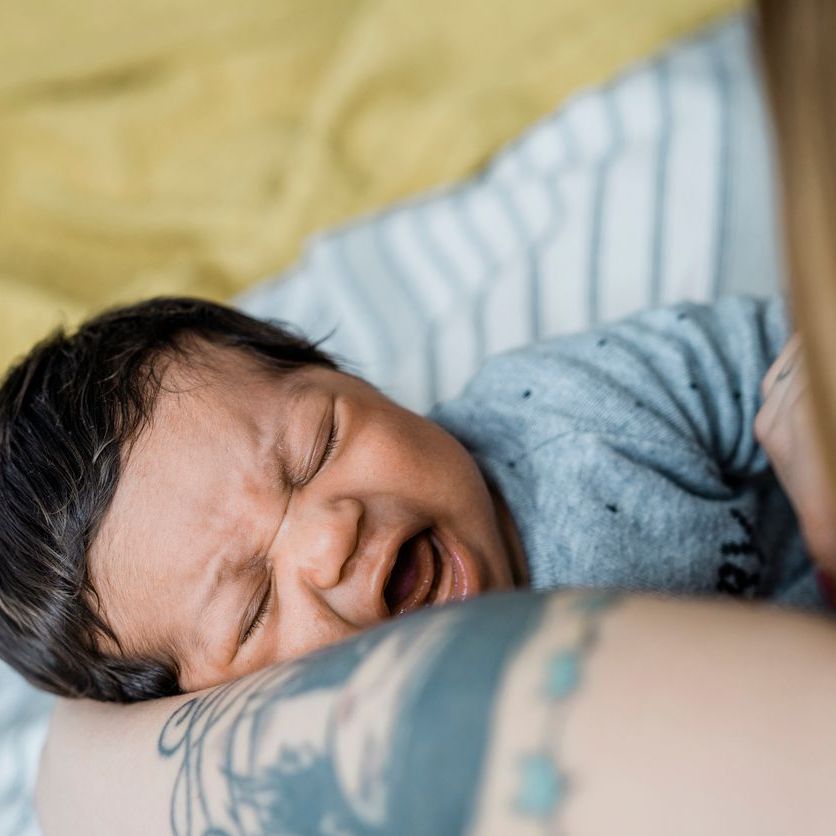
0, 297, 337, 702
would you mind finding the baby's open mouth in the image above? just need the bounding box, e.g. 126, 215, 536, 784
383, 529, 443, 616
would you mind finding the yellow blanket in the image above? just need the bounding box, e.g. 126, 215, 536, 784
0, 0, 743, 372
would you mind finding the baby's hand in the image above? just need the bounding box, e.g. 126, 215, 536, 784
754, 334, 836, 596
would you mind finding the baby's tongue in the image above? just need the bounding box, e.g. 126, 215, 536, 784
385, 532, 429, 614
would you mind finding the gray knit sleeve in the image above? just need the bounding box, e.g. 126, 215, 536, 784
549, 295, 790, 480
432, 296, 820, 607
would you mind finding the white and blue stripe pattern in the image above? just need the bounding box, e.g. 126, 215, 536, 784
239, 12, 782, 414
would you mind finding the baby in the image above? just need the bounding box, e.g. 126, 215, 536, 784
0, 294, 828, 702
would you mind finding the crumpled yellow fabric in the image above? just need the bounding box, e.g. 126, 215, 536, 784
0, 0, 742, 373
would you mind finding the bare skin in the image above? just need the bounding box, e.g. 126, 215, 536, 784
90, 345, 527, 692
755, 333, 836, 590
37, 590, 836, 836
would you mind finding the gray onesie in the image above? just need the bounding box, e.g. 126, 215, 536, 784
430, 296, 826, 610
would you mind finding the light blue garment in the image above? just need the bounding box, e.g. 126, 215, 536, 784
431, 296, 825, 610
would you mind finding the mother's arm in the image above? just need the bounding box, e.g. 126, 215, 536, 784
37, 589, 836, 835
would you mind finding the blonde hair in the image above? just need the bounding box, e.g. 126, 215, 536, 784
758, 0, 836, 493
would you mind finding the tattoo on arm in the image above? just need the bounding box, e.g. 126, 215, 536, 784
158, 590, 621, 835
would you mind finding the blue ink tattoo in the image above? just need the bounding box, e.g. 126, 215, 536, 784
158, 591, 555, 835
514, 590, 621, 830
157, 589, 620, 834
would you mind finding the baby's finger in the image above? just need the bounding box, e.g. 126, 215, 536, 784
761, 334, 802, 399
754, 353, 809, 453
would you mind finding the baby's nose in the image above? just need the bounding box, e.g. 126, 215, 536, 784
303, 546, 344, 590
288, 497, 363, 591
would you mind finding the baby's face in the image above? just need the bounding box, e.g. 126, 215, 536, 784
90, 346, 521, 692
